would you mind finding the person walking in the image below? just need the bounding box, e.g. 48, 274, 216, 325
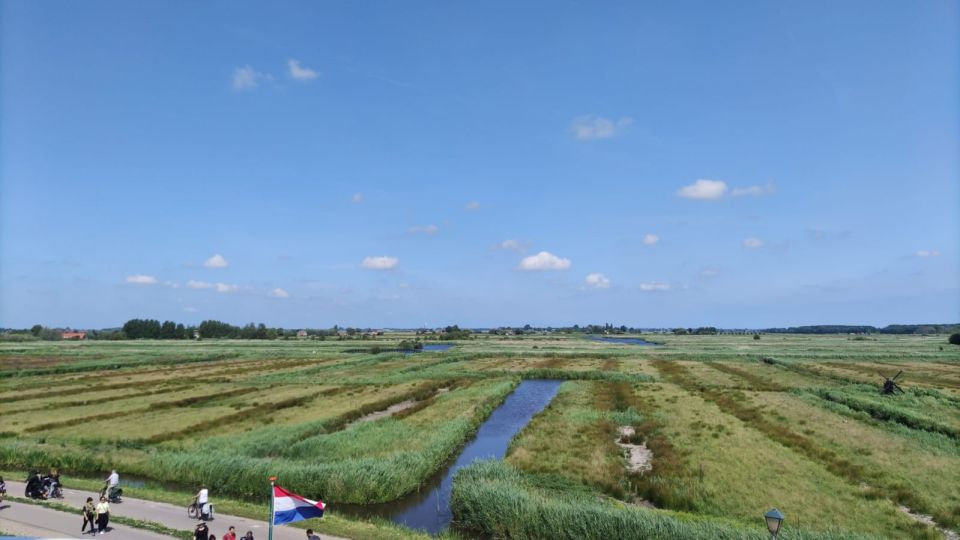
305, 529, 321, 540
193, 521, 210, 540
95, 495, 110, 534
240, 531, 254, 540
81, 497, 97, 534
223, 525, 237, 540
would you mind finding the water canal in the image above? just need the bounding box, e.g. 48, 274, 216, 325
338, 379, 563, 533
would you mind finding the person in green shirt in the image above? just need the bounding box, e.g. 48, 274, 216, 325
82, 497, 97, 534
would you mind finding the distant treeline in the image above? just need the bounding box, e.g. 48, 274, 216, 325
121, 319, 377, 340
762, 324, 960, 335
0, 320, 471, 341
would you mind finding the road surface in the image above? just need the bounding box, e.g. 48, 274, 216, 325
2, 481, 347, 540
0, 498, 172, 539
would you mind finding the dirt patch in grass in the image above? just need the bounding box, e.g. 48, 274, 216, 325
898, 506, 960, 540
533, 357, 566, 369
0, 356, 70, 370
616, 425, 653, 474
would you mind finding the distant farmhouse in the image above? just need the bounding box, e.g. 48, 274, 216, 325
61, 330, 86, 340
297, 329, 308, 338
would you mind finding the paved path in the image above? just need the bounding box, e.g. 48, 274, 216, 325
0, 499, 171, 539
2, 482, 347, 540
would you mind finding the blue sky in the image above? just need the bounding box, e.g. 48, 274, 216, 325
1, 0, 957, 329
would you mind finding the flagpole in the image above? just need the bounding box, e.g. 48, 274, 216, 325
268, 476, 276, 540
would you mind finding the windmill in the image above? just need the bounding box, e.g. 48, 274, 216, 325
879, 370, 905, 395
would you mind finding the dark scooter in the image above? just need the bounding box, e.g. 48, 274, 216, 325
100, 481, 123, 503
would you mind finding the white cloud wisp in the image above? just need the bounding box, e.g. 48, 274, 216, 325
678, 179, 728, 200
125, 275, 158, 285
518, 251, 572, 271
361, 256, 399, 270
584, 273, 611, 289
570, 115, 633, 140
288, 59, 319, 80
203, 254, 229, 268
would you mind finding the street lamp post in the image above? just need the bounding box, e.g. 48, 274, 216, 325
764, 508, 785, 539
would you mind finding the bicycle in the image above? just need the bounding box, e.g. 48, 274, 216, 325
187, 500, 214, 520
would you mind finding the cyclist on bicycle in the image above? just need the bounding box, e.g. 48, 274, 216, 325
194, 485, 211, 520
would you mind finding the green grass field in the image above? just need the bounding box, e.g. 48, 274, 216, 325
1, 334, 958, 539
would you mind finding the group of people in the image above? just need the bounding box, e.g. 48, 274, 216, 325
81, 495, 112, 535
9, 468, 324, 539
25, 468, 62, 499
194, 523, 255, 540
192, 526, 322, 540
79, 470, 121, 535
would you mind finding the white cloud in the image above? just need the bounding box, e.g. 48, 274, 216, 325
410, 224, 439, 235
184, 306, 197, 313
640, 281, 671, 291
164, 281, 180, 289
203, 254, 229, 268
731, 184, 776, 197
518, 251, 572, 271
214, 282, 240, 293
916, 250, 941, 257
498, 239, 529, 253
187, 280, 213, 289
232, 66, 272, 91
361, 256, 399, 270
270, 288, 290, 298
570, 115, 633, 140
584, 273, 611, 289
352, 192, 364, 203
465, 201, 481, 211
642, 234, 659, 246
678, 179, 728, 200
287, 59, 319, 81
125, 274, 158, 285
743, 238, 764, 249
700, 267, 720, 277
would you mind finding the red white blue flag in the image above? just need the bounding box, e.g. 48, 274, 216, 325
272, 485, 326, 525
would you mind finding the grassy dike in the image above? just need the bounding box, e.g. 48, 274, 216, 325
1, 471, 446, 540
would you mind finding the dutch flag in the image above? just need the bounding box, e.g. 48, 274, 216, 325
272, 485, 326, 525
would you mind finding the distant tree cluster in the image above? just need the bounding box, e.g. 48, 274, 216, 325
763, 324, 960, 335
120, 319, 286, 340
122, 319, 190, 339
439, 325, 472, 340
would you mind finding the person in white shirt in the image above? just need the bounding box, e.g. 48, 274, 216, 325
102, 470, 120, 499
196, 485, 211, 520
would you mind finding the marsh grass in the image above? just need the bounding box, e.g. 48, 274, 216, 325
451, 460, 876, 540
1, 335, 957, 538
